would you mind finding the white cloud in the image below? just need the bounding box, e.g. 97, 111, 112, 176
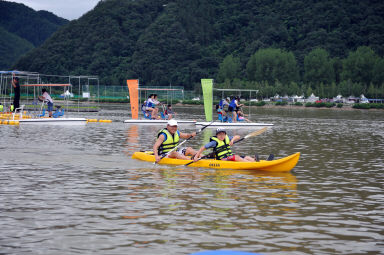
9, 0, 100, 20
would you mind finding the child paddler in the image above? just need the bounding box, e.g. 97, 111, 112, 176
193, 128, 256, 162
153, 119, 197, 163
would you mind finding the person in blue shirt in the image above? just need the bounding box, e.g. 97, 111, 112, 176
228, 97, 244, 122
217, 97, 229, 120
219, 97, 229, 110
193, 128, 256, 162
146, 94, 161, 119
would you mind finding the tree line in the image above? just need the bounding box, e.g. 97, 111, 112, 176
216, 46, 384, 99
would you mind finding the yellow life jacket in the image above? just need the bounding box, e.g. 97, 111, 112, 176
10, 105, 14, 111
210, 135, 233, 160
157, 128, 180, 154
0, 104, 3, 112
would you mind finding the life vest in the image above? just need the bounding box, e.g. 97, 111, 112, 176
157, 129, 180, 154
210, 135, 233, 160
0, 104, 3, 112
10, 105, 14, 111
229, 99, 236, 108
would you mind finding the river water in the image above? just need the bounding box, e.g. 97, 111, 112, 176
0, 104, 383, 255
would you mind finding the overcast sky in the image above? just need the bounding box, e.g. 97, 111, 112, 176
9, 0, 100, 20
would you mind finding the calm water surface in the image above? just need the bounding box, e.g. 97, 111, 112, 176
0, 105, 383, 255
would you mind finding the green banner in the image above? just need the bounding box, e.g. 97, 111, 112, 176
201, 79, 213, 121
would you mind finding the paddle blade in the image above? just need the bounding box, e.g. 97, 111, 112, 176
244, 127, 268, 139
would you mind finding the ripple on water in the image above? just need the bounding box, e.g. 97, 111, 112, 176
0, 107, 383, 254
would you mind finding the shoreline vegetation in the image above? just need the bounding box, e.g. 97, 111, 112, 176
87, 98, 384, 110
90, 99, 384, 110
11, 98, 383, 112
174, 102, 384, 111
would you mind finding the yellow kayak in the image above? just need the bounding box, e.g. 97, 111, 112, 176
132, 152, 300, 172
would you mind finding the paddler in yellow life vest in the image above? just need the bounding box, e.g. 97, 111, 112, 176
193, 128, 256, 162
153, 119, 197, 163
0, 103, 3, 112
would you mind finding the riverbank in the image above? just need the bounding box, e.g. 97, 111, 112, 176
174, 102, 384, 111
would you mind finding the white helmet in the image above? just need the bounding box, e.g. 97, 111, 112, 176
167, 119, 178, 126
216, 128, 226, 134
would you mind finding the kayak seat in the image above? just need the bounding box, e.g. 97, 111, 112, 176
266, 154, 274, 161
53, 106, 64, 118
142, 109, 152, 119
38, 108, 46, 117
237, 116, 245, 122
218, 113, 228, 122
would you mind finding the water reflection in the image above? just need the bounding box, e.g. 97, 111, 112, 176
1, 106, 383, 255
125, 125, 140, 156
124, 167, 298, 220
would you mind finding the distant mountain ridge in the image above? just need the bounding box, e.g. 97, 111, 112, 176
11, 0, 384, 88
0, 0, 68, 69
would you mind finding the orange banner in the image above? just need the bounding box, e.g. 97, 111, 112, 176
127, 79, 139, 119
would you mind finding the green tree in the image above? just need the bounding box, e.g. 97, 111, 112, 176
331, 57, 343, 84
217, 54, 241, 82
246, 48, 299, 85
372, 57, 384, 86
366, 83, 376, 98
341, 46, 380, 86
304, 48, 334, 86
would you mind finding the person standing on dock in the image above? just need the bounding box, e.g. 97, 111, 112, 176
11, 74, 20, 112
39, 88, 54, 117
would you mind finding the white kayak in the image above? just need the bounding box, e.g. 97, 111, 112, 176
195, 121, 274, 128
124, 119, 196, 125
18, 117, 87, 125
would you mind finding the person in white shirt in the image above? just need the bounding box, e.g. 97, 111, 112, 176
39, 88, 54, 117
146, 94, 161, 119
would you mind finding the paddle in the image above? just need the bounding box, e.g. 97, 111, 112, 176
154, 120, 214, 164
185, 127, 268, 166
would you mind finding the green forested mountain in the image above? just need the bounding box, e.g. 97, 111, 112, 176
0, 0, 68, 69
0, 26, 34, 68
12, 0, 384, 95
